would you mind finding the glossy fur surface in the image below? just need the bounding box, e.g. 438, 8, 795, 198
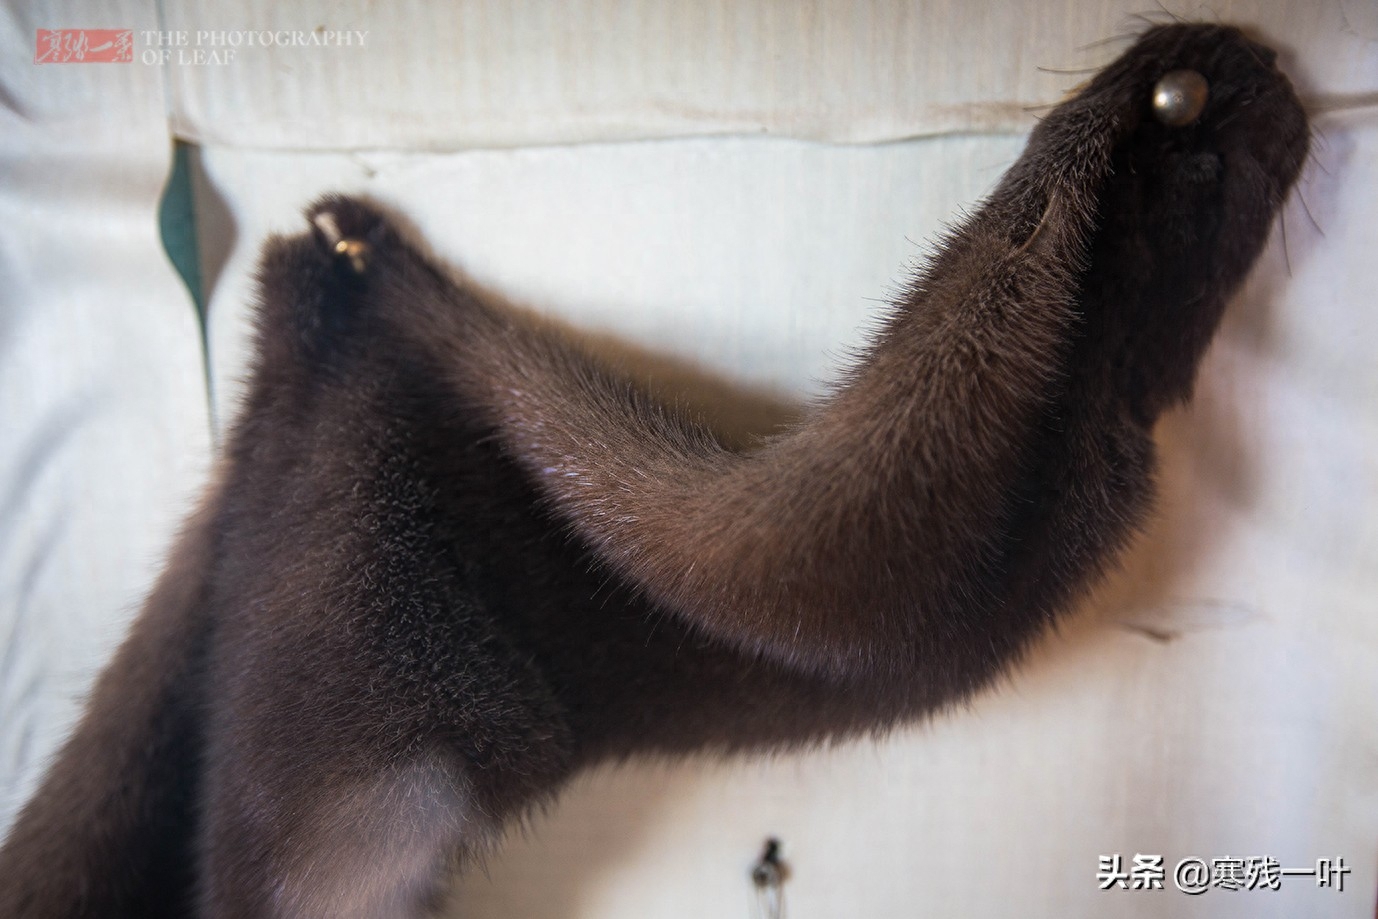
0, 24, 1308, 919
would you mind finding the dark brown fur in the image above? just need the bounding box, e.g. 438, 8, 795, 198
0, 24, 1308, 918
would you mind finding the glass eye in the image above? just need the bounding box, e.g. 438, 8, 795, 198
1152, 70, 1209, 126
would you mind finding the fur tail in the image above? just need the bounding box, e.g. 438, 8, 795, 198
0, 493, 220, 918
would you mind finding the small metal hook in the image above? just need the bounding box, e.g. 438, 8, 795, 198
750, 837, 787, 919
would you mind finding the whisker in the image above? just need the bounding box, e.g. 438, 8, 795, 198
1155, 1, 1187, 23
1036, 66, 1104, 76
1127, 10, 1178, 30
1278, 206, 1293, 277
1076, 32, 1139, 54
1308, 121, 1331, 152
1238, 34, 1270, 70
1295, 187, 1325, 238
1192, 2, 1224, 24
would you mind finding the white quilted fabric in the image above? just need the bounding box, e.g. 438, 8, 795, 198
1, 2, 1374, 916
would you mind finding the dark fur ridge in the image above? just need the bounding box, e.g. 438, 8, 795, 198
0, 24, 1307, 919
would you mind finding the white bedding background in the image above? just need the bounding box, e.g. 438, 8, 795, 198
2, 2, 1376, 917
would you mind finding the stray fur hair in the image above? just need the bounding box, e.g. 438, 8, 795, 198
0, 23, 1308, 919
